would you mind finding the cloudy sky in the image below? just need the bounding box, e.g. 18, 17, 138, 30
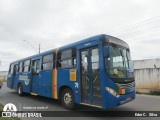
0, 0, 160, 71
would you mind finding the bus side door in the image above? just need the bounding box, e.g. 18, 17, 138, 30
31, 58, 41, 94
13, 64, 19, 89
7, 63, 18, 89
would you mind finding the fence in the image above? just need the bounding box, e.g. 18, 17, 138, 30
134, 59, 160, 90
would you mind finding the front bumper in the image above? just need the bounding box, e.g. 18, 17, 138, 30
102, 91, 135, 109
118, 92, 135, 105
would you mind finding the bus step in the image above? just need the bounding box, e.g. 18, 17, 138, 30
86, 93, 101, 98
30, 93, 38, 96
93, 87, 100, 90
93, 95, 101, 98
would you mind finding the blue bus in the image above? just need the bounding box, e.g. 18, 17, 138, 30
7, 34, 135, 109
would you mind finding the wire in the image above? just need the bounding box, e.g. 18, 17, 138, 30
108, 15, 160, 34
116, 23, 160, 38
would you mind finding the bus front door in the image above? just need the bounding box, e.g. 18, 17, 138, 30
31, 59, 41, 94
80, 47, 101, 106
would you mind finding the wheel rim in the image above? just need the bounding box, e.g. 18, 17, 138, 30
64, 93, 72, 105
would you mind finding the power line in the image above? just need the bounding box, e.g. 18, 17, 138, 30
116, 23, 160, 37
23, 40, 39, 53
126, 33, 160, 41
109, 15, 160, 34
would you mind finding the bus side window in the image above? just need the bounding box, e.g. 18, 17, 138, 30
62, 49, 72, 68
19, 62, 24, 72
32, 61, 36, 74
24, 60, 31, 72
56, 48, 76, 68
42, 54, 54, 70
73, 58, 76, 67
56, 52, 62, 68
32, 60, 40, 74
14, 64, 19, 74
72, 48, 76, 67
57, 60, 62, 68
9, 64, 14, 74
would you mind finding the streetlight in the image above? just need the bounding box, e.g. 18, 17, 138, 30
23, 40, 40, 53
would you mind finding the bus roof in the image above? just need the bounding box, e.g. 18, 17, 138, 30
10, 34, 127, 64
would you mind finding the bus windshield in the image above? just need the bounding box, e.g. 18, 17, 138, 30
105, 45, 134, 79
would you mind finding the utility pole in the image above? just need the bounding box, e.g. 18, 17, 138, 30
39, 44, 41, 53
23, 40, 40, 54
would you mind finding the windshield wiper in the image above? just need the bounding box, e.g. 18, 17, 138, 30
119, 49, 125, 66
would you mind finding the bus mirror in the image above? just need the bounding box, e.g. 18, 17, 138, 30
104, 46, 109, 57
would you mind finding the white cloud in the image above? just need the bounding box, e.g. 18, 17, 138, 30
0, 0, 160, 71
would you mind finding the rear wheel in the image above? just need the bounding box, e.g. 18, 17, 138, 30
61, 88, 75, 110
17, 84, 24, 96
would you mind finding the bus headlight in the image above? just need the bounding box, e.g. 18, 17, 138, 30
105, 87, 119, 97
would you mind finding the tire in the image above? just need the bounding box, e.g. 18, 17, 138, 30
17, 84, 24, 96
61, 88, 75, 110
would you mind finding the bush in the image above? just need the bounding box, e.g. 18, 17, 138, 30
149, 90, 160, 95
0, 79, 3, 86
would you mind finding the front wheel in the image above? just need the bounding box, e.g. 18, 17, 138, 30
61, 88, 75, 110
17, 84, 24, 96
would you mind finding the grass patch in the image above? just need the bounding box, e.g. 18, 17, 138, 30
0, 104, 3, 111
149, 90, 160, 96
0, 103, 21, 120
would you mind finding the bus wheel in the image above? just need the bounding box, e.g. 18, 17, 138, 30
61, 88, 75, 110
18, 84, 24, 96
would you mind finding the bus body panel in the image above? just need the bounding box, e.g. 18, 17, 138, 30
7, 73, 13, 89
18, 72, 31, 93
57, 69, 80, 103
38, 70, 52, 98
13, 72, 20, 90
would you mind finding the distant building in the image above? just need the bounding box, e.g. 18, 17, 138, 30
0, 71, 8, 82
0, 71, 8, 76
134, 59, 160, 90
